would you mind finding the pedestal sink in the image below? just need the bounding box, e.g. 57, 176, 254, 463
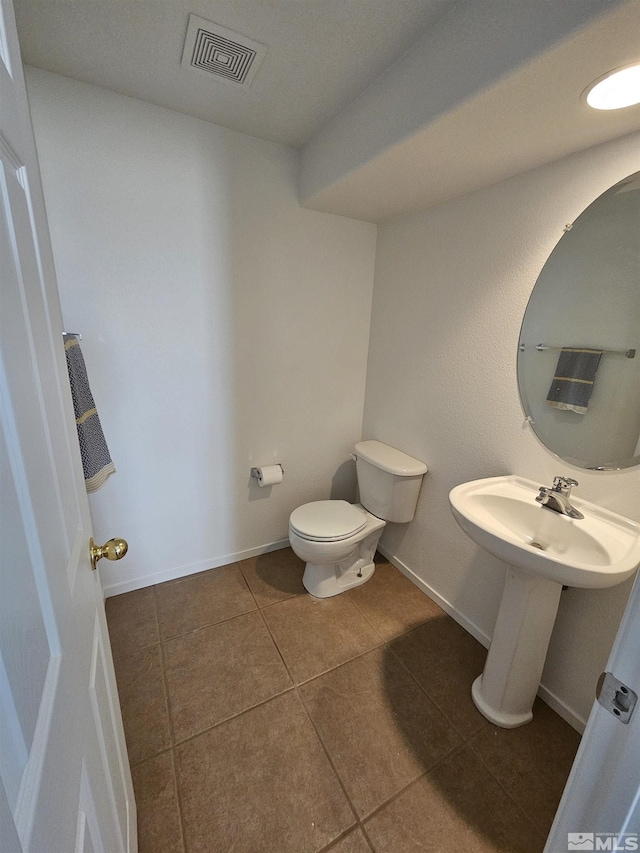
449, 475, 640, 728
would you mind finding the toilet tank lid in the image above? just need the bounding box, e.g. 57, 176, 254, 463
355, 440, 427, 476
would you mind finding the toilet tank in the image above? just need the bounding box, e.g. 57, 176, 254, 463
354, 440, 427, 523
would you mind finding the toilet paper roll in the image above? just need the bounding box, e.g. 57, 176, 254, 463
255, 464, 283, 487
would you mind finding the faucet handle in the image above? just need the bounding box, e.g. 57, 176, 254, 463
553, 475, 578, 492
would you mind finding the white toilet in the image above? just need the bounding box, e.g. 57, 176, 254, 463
289, 440, 427, 598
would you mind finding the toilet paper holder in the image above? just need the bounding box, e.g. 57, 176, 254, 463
250, 463, 284, 483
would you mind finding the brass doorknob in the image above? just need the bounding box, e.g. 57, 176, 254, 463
90, 537, 128, 571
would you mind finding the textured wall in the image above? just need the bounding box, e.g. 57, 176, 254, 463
27, 68, 377, 594
27, 63, 640, 728
363, 132, 640, 728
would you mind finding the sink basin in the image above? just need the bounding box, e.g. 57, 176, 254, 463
449, 475, 640, 589
449, 475, 640, 728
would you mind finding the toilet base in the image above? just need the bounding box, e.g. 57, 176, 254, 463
303, 559, 376, 598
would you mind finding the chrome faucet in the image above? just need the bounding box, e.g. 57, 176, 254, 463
536, 476, 584, 519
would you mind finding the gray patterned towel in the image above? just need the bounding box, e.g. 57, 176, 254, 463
546, 348, 602, 414
64, 335, 116, 491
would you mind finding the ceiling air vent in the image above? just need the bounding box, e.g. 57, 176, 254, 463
181, 15, 267, 87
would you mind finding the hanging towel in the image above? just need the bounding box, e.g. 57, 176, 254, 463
546, 348, 602, 414
64, 335, 116, 491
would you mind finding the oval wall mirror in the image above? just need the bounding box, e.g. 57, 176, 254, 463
517, 171, 640, 470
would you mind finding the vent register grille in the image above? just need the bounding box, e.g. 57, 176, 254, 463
192, 29, 254, 83
181, 16, 267, 87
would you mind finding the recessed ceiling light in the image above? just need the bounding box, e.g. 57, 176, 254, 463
585, 62, 640, 110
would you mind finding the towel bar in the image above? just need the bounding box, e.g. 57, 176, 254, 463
519, 343, 635, 358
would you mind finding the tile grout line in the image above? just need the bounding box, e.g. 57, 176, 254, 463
279, 625, 463, 846
157, 562, 260, 644
160, 629, 366, 848
256, 604, 366, 843
344, 589, 387, 642
152, 583, 189, 853
167, 747, 189, 853
294, 683, 363, 837
162, 600, 388, 751
163, 582, 309, 746
167, 684, 297, 751
344, 561, 448, 647
356, 739, 471, 827
159, 604, 259, 646
253, 590, 385, 687
128, 743, 173, 770
255, 568, 477, 839
464, 725, 552, 841
110, 559, 413, 660
236, 555, 307, 612
256, 590, 305, 610
316, 824, 376, 853
291, 638, 388, 688
111, 556, 566, 851
384, 639, 487, 745
254, 602, 296, 683
358, 821, 377, 852
235, 561, 260, 605
282, 624, 470, 836
110, 557, 435, 850
110, 638, 161, 664
341, 640, 468, 826
156, 573, 296, 753
106, 583, 163, 662
151, 584, 174, 747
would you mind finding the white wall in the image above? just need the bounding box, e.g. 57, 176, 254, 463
363, 132, 640, 729
26, 68, 377, 595
26, 65, 640, 729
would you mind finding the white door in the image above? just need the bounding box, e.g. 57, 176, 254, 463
0, 1, 135, 850
546, 570, 640, 851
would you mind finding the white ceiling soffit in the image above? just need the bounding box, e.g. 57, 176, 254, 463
299, 0, 640, 222
14, 0, 458, 149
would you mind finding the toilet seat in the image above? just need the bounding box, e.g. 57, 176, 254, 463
289, 500, 367, 542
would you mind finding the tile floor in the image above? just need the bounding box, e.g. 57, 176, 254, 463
105, 549, 581, 853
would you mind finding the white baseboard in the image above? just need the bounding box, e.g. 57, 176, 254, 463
536, 684, 586, 734
377, 544, 587, 734
377, 543, 492, 648
101, 538, 291, 598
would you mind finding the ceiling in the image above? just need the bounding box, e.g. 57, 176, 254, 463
300, 0, 640, 220
14, 0, 458, 148
14, 0, 640, 222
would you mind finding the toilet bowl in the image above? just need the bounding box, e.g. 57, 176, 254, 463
289, 440, 427, 598
289, 501, 386, 598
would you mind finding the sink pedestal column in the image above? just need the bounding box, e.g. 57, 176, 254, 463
472, 567, 563, 728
